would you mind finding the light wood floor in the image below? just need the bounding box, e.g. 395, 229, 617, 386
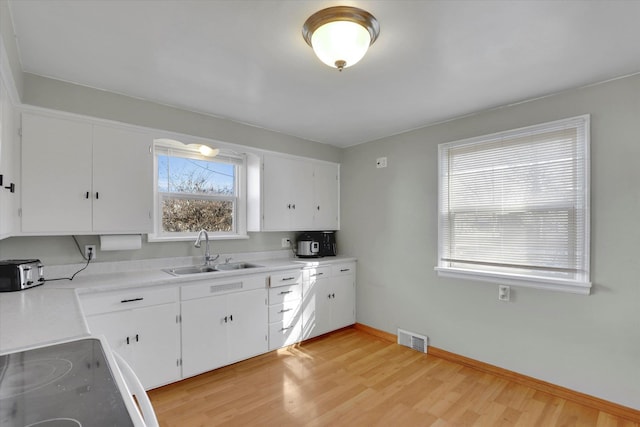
148, 328, 638, 426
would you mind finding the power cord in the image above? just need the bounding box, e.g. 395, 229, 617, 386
43, 237, 94, 282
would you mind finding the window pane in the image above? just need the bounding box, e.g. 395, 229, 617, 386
158, 155, 235, 196
162, 198, 233, 232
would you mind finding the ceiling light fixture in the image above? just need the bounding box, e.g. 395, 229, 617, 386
302, 6, 380, 72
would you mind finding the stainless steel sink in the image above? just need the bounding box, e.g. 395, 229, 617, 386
163, 262, 263, 276
214, 262, 263, 271
163, 265, 218, 276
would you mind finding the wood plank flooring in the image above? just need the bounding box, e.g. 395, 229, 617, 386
148, 328, 638, 426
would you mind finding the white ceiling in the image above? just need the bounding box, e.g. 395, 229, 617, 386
8, 0, 640, 147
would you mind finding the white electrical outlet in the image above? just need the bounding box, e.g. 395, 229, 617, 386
84, 245, 97, 261
376, 157, 387, 168
281, 238, 291, 248
498, 285, 510, 301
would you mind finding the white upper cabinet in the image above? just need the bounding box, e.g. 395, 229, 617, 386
21, 112, 153, 234
260, 154, 339, 231
0, 79, 18, 239
312, 161, 340, 230
92, 125, 153, 233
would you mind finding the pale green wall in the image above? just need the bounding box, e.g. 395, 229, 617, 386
22, 74, 341, 162
340, 73, 640, 409
0, 0, 24, 99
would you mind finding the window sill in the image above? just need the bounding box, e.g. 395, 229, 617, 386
434, 266, 591, 295
147, 234, 250, 243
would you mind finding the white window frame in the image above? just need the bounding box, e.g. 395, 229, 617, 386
435, 115, 591, 295
148, 138, 248, 242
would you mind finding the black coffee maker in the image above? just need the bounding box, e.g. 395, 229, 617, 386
319, 231, 337, 256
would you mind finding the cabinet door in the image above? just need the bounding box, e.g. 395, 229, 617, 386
227, 289, 268, 363
263, 155, 314, 231
330, 274, 356, 330
92, 125, 153, 233
301, 275, 333, 340
313, 162, 340, 230
85, 304, 181, 390
86, 311, 134, 363
0, 80, 16, 239
129, 303, 181, 389
21, 113, 93, 232
262, 155, 294, 230
181, 295, 228, 377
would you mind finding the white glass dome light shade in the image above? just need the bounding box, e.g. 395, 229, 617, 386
311, 20, 371, 70
302, 6, 380, 71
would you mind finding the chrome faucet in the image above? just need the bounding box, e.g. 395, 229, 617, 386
194, 230, 219, 266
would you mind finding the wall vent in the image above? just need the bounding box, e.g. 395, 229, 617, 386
397, 328, 428, 353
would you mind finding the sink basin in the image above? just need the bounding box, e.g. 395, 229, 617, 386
214, 262, 263, 271
163, 262, 263, 276
163, 265, 218, 276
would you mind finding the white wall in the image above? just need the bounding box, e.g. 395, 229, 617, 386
340, 73, 640, 409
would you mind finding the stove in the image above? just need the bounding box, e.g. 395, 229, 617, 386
0, 338, 138, 427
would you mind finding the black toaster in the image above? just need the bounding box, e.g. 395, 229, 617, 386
0, 259, 45, 292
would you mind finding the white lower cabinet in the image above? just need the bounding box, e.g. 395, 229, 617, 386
82, 286, 181, 390
180, 274, 268, 378
302, 262, 356, 340
267, 269, 303, 350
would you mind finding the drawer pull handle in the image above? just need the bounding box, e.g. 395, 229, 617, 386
279, 290, 293, 295
311, 272, 324, 277
279, 308, 292, 313
280, 326, 293, 331
281, 277, 296, 281
340, 269, 350, 272
121, 297, 144, 303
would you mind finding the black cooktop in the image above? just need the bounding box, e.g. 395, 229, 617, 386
0, 338, 135, 427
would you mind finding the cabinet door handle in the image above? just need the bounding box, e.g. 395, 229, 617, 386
340, 269, 350, 272
120, 297, 144, 303
332, 293, 336, 298
126, 337, 130, 345
281, 277, 296, 281
279, 290, 293, 295
4, 183, 15, 193
317, 205, 320, 210
85, 191, 90, 199
311, 272, 324, 277
230, 314, 233, 322
292, 204, 296, 209
95, 192, 99, 199
135, 334, 139, 342
280, 326, 293, 331
279, 308, 292, 313
224, 316, 228, 323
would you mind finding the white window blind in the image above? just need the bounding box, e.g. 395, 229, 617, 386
436, 115, 591, 294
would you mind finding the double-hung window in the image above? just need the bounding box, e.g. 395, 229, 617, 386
150, 139, 247, 241
436, 115, 591, 294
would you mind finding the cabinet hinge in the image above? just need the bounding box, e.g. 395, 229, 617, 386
18, 127, 22, 137
18, 208, 22, 217
176, 314, 182, 323
148, 145, 152, 154
176, 358, 182, 367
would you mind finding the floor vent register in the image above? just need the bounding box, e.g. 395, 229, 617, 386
397, 328, 428, 353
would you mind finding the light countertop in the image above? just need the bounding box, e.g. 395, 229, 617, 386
0, 254, 356, 354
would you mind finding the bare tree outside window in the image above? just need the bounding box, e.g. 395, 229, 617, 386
158, 155, 237, 233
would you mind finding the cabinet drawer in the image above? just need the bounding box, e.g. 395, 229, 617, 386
181, 274, 267, 301
268, 284, 302, 304
268, 300, 301, 324
332, 262, 356, 276
269, 320, 302, 350
270, 269, 302, 287
304, 266, 331, 281
81, 286, 178, 316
